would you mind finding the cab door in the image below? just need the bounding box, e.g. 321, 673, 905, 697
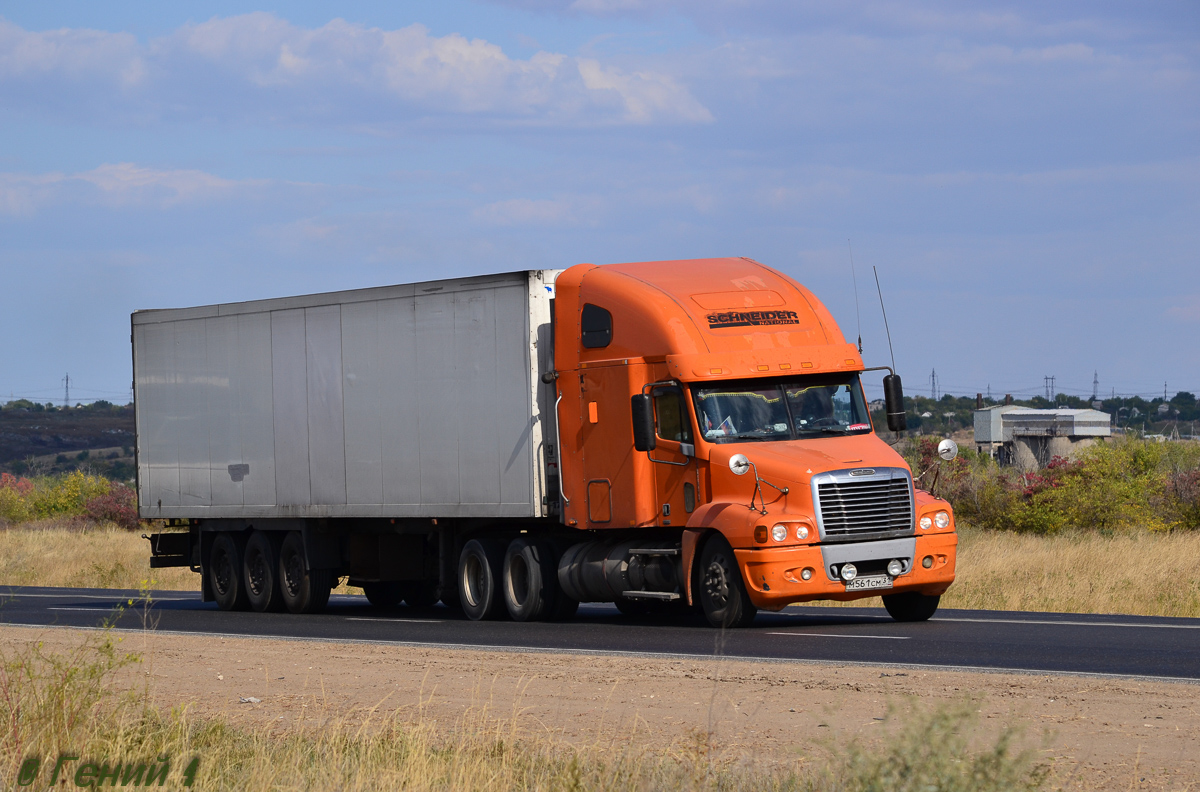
650, 385, 698, 527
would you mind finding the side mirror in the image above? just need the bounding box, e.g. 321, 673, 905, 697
883, 373, 907, 433
937, 439, 958, 461
729, 454, 751, 476
631, 394, 656, 452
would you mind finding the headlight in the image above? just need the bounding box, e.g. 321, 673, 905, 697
919, 516, 933, 530
795, 525, 809, 540
934, 511, 950, 529
771, 524, 787, 542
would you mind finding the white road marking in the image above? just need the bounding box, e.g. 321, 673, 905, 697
48, 607, 120, 612
767, 632, 910, 640
345, 617, 445, 624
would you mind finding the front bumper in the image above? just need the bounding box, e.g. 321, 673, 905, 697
733, 532, 957, 610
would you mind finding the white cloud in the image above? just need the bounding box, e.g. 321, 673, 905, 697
0, 163, 260, 215
0, 14, 711, 126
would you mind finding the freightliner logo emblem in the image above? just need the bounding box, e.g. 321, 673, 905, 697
706, 310, 800, 329
848, 469, 876, 477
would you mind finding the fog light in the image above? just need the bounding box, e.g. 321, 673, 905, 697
934, 511, 951, 529
922, 555, 934, 569
795, 525, 809, 540
840, 563, 857, 582
920, 516, 932, 530
887, 559, 904, 577
801, 567, 813, 581
772, 524, 788, 542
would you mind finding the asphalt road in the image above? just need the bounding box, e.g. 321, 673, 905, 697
2, 586, 1198, 681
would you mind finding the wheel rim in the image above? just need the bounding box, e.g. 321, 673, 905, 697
463, 553, 484, 608
282, 551, 303, 597
213, 550, 233, 596
247, 551, 267, 596
703, 555, 732, 609
507, 555, 529, 607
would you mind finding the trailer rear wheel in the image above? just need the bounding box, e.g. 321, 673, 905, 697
210, 533, 249, 612
882, 592, 940, 622
278, 532, 332, 615
502, 537, 562, 622
244, 531, 285, 613
698, 536, 757, 628
458, 539, 505, 620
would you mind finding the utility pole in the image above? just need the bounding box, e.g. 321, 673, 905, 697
1092, 371, 1099, 401
1044, 376, 1051, 401
62, 373, 70, 408
930, 369, 938, 400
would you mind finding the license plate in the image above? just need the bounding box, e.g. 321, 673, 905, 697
845, 575, 893, 592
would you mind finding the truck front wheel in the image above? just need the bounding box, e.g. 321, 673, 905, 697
698, 536, 757, 628
882, 592, 940, 622
458, 539, 506, 620
278, 532, 332, 615
244, 531, 285, 613
209, 533, 249, 611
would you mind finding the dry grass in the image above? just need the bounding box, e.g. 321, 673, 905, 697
943, 526, 1200, 617
0, 629, 1045, 791
0, 519, 196, 591
3, 522, 1200, 618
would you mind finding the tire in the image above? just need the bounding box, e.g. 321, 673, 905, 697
243, 531, 285, 613
362, 582, 404, 608
278, 532, 332, 615
882, 592, 940, 622
209, 533, 249, 612
502, 537, 561, 622
399, 580, 440, 609
697, 535, 757, 628
458, 538, 506, 621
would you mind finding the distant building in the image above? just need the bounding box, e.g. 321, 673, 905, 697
974, 406, 1111, 471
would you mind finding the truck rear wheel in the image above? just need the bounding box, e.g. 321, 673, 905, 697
244, 531, 285, 613
502, 537, 563, 622
362, 582, 404, 608
399, 581, 439, 608
278, 532, 332, 615
458, 539, 505, 620
698, 535, 757, 628
209, 533, 249, 611
882, 592, 940, 622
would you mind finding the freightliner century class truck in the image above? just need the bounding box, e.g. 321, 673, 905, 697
138, 258, 957, 627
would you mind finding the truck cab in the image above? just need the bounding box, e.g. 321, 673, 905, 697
550, 257, 957, 626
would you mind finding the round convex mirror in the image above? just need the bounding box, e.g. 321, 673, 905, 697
728, 454, 751, 476
937, 439, 959, 462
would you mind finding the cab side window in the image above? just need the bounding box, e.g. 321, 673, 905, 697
653, 387, 693, 443
580, 304, 612, 348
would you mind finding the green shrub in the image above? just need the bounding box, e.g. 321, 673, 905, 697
909, 436, 1200, 533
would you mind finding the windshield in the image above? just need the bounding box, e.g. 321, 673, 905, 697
693, 374, 871, 443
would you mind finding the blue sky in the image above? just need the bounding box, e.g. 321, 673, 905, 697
1, 1, 1197, 405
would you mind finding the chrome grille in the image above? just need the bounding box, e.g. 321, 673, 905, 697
812, 468, 914, 542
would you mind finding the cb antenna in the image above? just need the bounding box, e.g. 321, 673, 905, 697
847, 240, 862, 354
873, 266, 896, 372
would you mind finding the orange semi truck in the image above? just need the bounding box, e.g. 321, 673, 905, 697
139, 257, 956, 627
